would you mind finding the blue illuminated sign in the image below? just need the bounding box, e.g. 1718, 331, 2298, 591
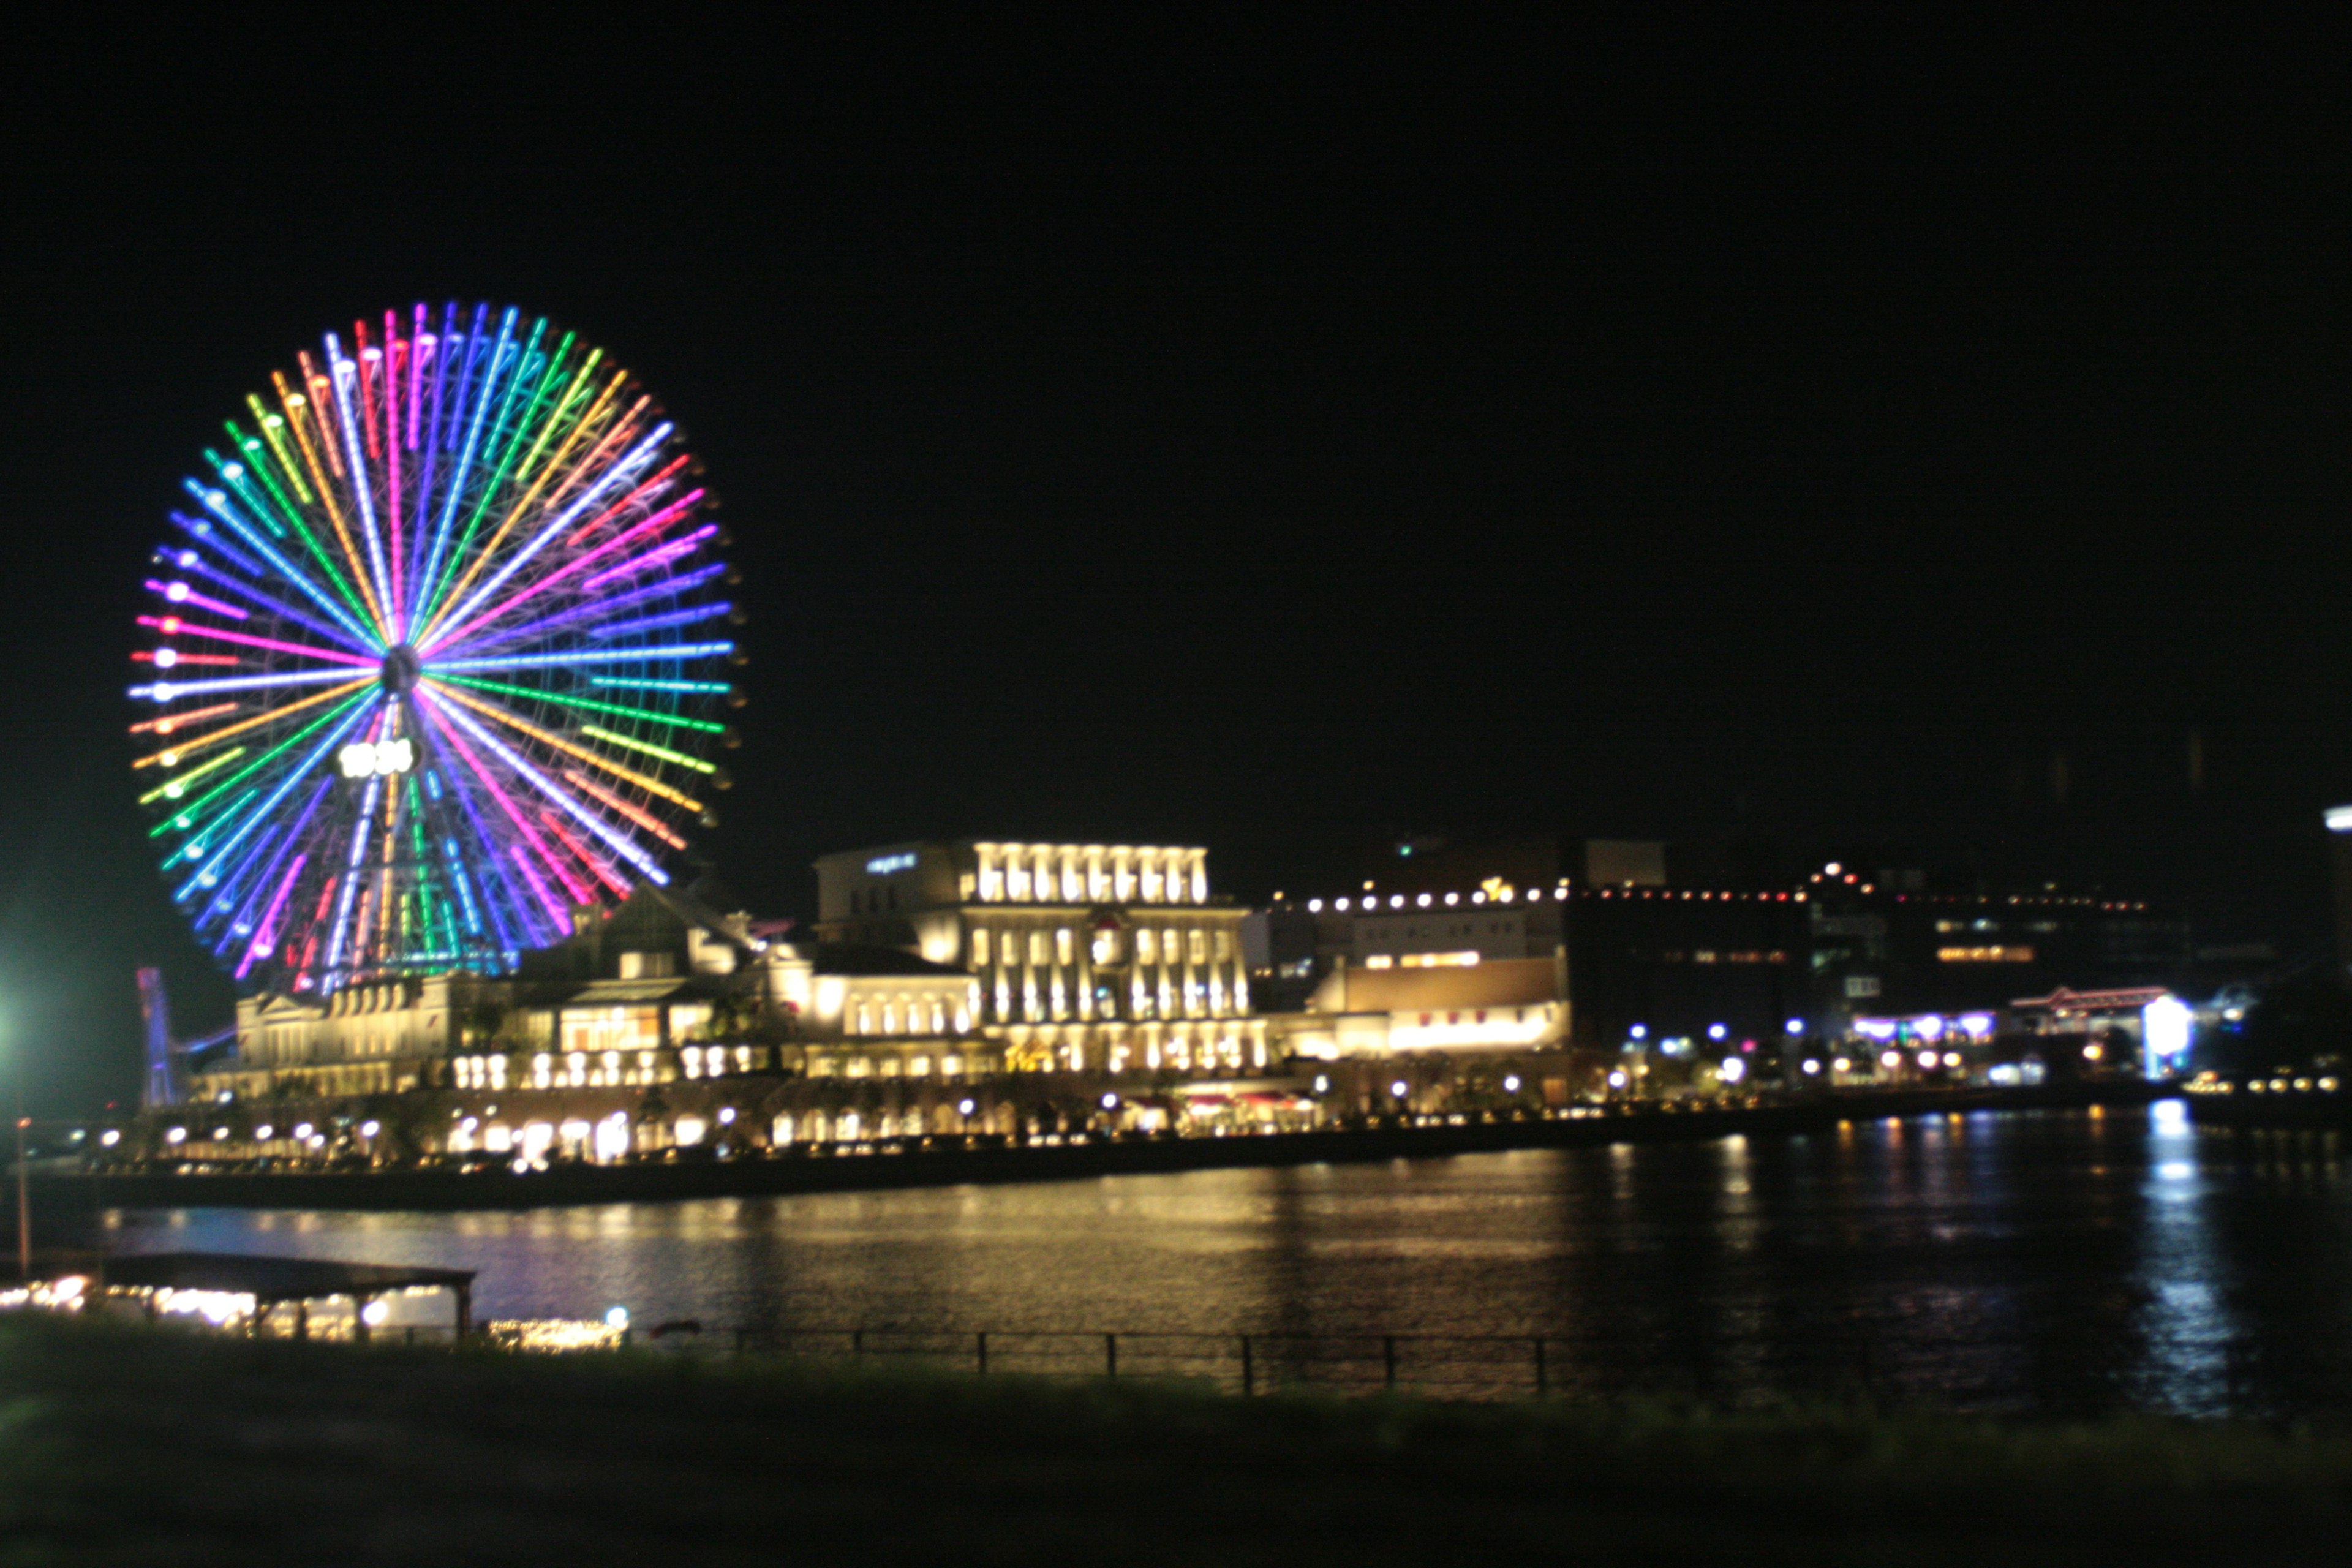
865, 852, 918, 876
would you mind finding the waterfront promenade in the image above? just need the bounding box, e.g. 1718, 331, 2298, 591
44, 1082, 2162, 1214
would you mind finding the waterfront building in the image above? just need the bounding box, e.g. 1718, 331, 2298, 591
813, 841, 1270, 1076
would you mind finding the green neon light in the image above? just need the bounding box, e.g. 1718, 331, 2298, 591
579, 723, 717, 774
213, 425, 377, 628
413, 321, 554, 630
247, 394, 314, 505
435, 673, 725, 733
137, 745, 247, 805
148, 692, 372, 839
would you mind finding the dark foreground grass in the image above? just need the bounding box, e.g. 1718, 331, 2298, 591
2, 1317, 2348, 1567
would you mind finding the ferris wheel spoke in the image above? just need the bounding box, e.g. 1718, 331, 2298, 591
418, 684, 674, 884
275, 363, 395, 643
208, 427, 380, 639
152, 688, 376, 848
423, 493, 709, 657
409, 692, 599, 916
423, 678, 707, 815
432, 560, 731, 663
222, 774, 335, 960
167, 693, 380, 903
181, 478, 383, 652
130, 665, 376, 703
429, 673, 727, 741
406, 318, 552, 634
409, 306, 521, 635
324, 333, 398, 626
131, 678, 372, 773
418, 421, 676, 650
133, 615, 379, 670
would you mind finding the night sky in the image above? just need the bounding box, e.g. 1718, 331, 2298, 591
4, 15, 2348, 1108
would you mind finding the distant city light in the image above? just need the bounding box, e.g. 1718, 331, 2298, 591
1607, 1070, 1628, 1089
1629, 1024, 1648, 1041
359, 1120, 380, 1137
1719, 1057, 1746, 1084
1801, 1059, 1822, 1075
1707, 1023, 1727, 1041
1389, 1080, 1409, 1098
957, 1099, 977, 1117
1917, 1050, 1939, 1069
1833, 1057, 1852, 1073
1502, 1075, 1521, 1093
605, 1306, 630, 1331
1879, 1050, 1902, 1070
1785, 1018, 1805, 1036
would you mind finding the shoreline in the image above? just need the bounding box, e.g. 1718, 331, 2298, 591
39, 1080, 2165, 1215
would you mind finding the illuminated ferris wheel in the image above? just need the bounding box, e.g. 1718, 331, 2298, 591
130, 302, 739, 995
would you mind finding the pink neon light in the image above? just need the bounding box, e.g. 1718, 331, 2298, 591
538, 403, 649, 518
423, 489, 706, 655
562, 767, 687, 849
413, 690, 589, 911
406, 305, 431, 453
135, 616, 377, 667
385, 311, 405, 618
354, 319, 382, 462
509, 843, 570, 922
537, 810, 628, 897
581, 525, 717, 592
143, 579, 247, 620
564, 454, 692, 546
242, 850, 310, 973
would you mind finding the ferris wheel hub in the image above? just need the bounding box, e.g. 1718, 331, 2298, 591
379, 644, 421, 694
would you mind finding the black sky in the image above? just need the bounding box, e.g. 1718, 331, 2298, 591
4, 13, 2350, 1107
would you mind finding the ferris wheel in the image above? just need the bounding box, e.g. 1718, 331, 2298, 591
129, 303, 738, 994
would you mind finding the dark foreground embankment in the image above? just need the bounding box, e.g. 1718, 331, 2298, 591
37, 1082, 2164, 1216
1, 1313, 2346, 1567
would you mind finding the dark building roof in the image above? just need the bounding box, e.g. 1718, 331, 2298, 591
811, 943, 970, 978
101, 1251, 474, 1300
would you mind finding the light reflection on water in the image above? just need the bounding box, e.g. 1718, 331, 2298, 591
104, 1103, 2352, 1415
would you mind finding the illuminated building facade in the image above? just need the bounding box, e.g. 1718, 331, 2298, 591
814, 841, 1268, 1076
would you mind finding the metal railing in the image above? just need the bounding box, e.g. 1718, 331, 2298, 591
612, 1323, 2352, 1411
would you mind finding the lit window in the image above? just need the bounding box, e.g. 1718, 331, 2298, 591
1056, 927, 1074, 966
1363, 954, 1395, 969
1137, 930, 1158, 964
1213, 929, 1232, 962
1029, 930, 1050, 965
971, 929, 991, 965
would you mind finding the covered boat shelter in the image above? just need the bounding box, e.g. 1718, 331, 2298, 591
100, 1252, 476, 1340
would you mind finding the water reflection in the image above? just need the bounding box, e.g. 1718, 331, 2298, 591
102, 1103, 2352, 1414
